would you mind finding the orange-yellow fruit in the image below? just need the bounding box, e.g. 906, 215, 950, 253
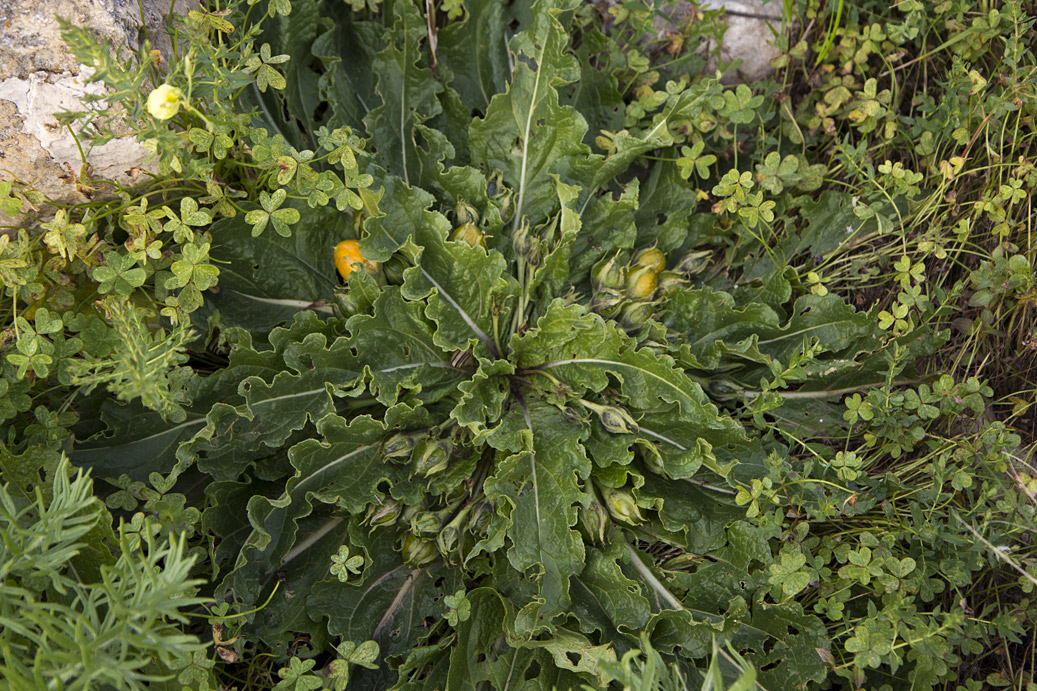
334, 240, 377, 281
624, 266, 658, 300
632, 247, 666, 274
449, 222, 486, 248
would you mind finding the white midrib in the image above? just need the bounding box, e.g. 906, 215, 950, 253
419, 267, 497, 356
249, 386, 330, 406
521, 403, 544, 554
400, 21, 410, 186
536, 358, 694, 404
238, 443, 378, 566
292, 443, 379, 495
229, 291, 335, 314
378, 361, 455, 374
638, 426, 687, 451
511, 45, 545, 234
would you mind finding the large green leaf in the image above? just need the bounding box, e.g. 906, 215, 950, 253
309, 523, 461, 688
569, 543, 651, 651
312, 11, 381, 131
364, 1, 443, 187
437, 0, 510, 116
347, 288, 464, 407
483, 402, 590, 631
203, 203, 346, 333
400, 224, 517, 359
732, 603, 830, 690
513, 301, 723, 414
665, 287, 780, 370
468, 0, 588, 229
634, 477, 744, 554
221, 414, 398, 607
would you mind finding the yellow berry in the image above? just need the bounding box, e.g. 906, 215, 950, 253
624, 266, 658, 299
448, 222, 486, 248
632, 247, 666, 274
334, 240, 378, 281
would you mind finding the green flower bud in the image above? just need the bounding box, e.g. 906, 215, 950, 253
466, 502, 491, 535
489, 172, 514, 220
656, 270, 686, 296
590, 290, 625, 319
591, 255, 626, 292
384, 432, 418, 461
632, 247, 666, 274
677, 249, 712, 276
449, 221, 486, 248
624, 266, 658, 300
436, 504, 472, 558
582, 402, 638, 435
620, 301, 655, 331
401, 533, 438, 567
337, 292, 360, 317
563, 407, 585, 424
636, 441, 666, 476
601, 408, 636, 435
512, 217, 532, 258
441, 481, 469, 506
410, 510, 446, 537
365, 499, 402, 528
383, 254, 408, 285
578, 500, 611, 545
525, 237, 543, 267
600, 485, 644, 526
453, 199, 481, 226
412, 439, 451, 477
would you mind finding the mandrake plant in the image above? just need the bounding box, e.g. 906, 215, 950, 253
64, 0, 988, 688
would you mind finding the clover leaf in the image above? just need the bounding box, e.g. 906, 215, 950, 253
330, 545, 364, 582
244, 189, 300, 237
92, 252, 146, 295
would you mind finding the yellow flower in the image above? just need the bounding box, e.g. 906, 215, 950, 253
147, 84, 183, 120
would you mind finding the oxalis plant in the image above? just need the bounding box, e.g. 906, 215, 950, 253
66, 0, 901, 687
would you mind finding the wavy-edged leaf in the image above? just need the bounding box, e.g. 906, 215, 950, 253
401, 224, 517, 359
469, 0, 588, 229
634, 476, 743, 554
568, 177, 639, 282
665, 287, 780, 370
438, 0, 510, 115
347, 287, 464, 407
364, 1, 443, 187
221, 414, 399, 607
312, 10, 381, 131
634, 405, 742, 479
309, 523, 461, 688
730, 602, 829, 690
451, 357, 514, 434
569, 543, 651, 652
202, 203, 346, 333
444, 588, 510, 690
514, 300, 711, 412
483, 402, 590, 631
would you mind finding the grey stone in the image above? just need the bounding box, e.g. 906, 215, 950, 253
604, 0, 788, 84
702, 0, 786, 83
0, 0, 194, 226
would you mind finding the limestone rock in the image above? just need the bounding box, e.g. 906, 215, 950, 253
603, 0, 788, 84
703, 0, 786, 83
0, 0, 194, 225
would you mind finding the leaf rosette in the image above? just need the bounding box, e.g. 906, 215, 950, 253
68, 0, 858, 687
